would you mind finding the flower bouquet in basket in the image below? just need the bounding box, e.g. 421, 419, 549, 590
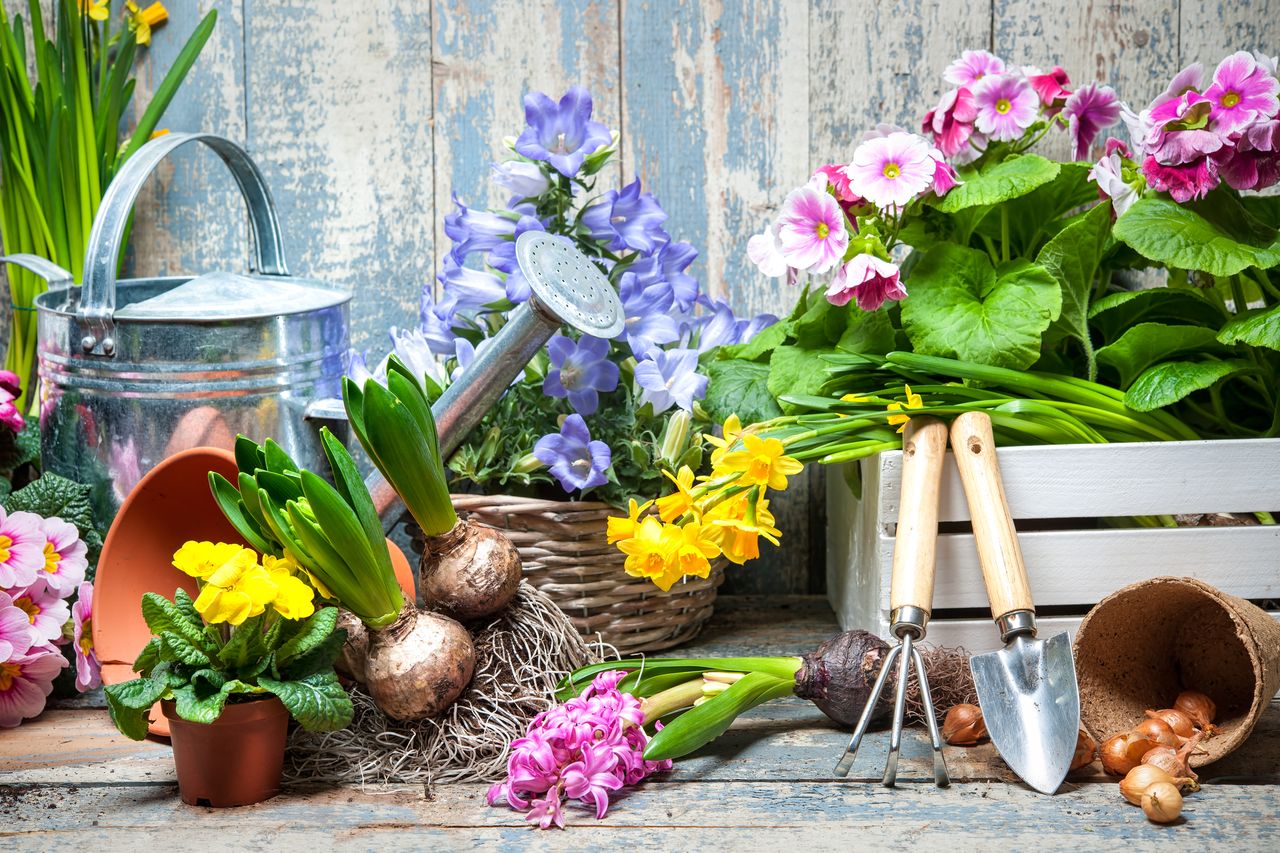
626, 47, 1280, 585
349, 87, 776, 652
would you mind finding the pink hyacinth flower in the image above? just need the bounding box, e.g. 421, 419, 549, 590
0, 590, 35, 660
747, 224, 790, 278
1088, 149, 1139, 217
0, 508, 46, 590
1062, 83, 1122, 161
846, 132, 937, 210
0, 643, 66, 728
923, 87, 979, 158
775, 177, 850, 273
1024, 65, 1073, 111
1142, 155, 1219, 203
72, 582, 100, 692
37, 517, 87, 597
9, 578, 70, 644
944, 50, 1005, 86
1205, 50, 1280, 135
973, 74, 1040, 141
826, 255, 907, 312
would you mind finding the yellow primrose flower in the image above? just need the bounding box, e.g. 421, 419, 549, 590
703, 414, 744, 466
262, 555, 315, 620
125, 1, 168, 45
655, 466, 697, 522
606, 498, 653, 545
716, 433, 804, 491
194, 549, 276, 626
172, 541, 246, 581
79, 0, 109, 21
617, 516, 678, 583
886, 384, 924, 433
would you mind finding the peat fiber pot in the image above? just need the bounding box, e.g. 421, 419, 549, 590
1074, 575, 1280, 767
445, 495, 724, 654
162, 696, 289, 807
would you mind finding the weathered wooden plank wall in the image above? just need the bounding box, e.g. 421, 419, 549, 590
8, 0, 1274, 593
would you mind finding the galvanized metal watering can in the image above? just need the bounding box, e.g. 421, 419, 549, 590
2, 132, 624, 526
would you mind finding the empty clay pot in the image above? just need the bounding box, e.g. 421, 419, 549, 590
1075, 575, 1280, 767
162, 696, 288, 807
94, 445, 416, 736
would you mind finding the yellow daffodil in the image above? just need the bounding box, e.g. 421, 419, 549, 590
886, 384, 924, 433
262, 555, 316, 620
172, 540, 246, 581
617, 516, 678, 583
655, 466, 697, 522
606, 498, 653, 544
715, 433, 804, 491
710, 494, 780, 565
703, 414, 744, 465
193, 548, 276, 626
669, 521, 720, 581
79, 0, 109, 21
125, 1, 168, 46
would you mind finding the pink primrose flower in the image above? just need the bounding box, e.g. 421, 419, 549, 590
748, 224, 790, 278
972, 74, 1040, 141
0, 509, 47, 591
945, 50, 1006, 86
0, 590, 34, 660
1024, 65, 1073, 110
1217, 119, 1280, 191
826, 255, 907, 312
9, 578, 70, 645
1062, 83, 1122, 161
922, 87, 979, 158
846, 132, 938, 209
72, 582, 100, 692
775, 176, 850, 273
813, 163, 863, 205
36, 517, 87, 597
1204, 50, 1280, 135
1142, 155, 1219, 203
0, 643, 66, 728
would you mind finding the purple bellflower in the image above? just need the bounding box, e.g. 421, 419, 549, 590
534, 414, 612, 493
634, 347, 708, 414
618, 272, 682, 357
516, 87, 612, 178
543, 335, 620, 416
582, 178, 670, 253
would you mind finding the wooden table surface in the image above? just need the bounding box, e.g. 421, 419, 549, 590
3, 596, 1278, 851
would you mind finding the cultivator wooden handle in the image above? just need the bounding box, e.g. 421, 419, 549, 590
889, 417, 949, 622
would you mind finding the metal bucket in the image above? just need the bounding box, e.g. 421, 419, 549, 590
9, 133, 349, 520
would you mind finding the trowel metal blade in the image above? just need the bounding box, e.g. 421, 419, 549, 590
970, 630, 1080, 795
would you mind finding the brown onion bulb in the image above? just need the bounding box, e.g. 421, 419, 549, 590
941, 703, 987, 745
1070, 728, 1097, 772
1120, 764, 1196, 805
1174, 690, 1217, 732
1100, 732, 1148, 776
1142, 781, 1183, 824
1131, 717, 1180, 750
1145, 707, 1195, 739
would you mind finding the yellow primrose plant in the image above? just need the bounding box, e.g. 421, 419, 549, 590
103, 543, 353, 739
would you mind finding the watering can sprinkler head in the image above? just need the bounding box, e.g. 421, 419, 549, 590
362, 232, 625, 524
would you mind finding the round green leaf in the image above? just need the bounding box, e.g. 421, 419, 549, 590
1113, 197, 1280, 275
901, 244, 1062, 370
1096, 323, 1226, 388
1217, 302, 1280, 352
934, 154, 1061, 212
1124, 359, 1251, 412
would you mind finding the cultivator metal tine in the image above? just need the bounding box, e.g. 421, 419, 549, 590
833, 643, 901, 778
914, 644, 951, 787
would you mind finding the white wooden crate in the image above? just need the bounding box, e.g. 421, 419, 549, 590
826, 438, 1280, 653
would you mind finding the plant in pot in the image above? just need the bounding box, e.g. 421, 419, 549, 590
347, 86, 777, 653
102, 544, 352, 807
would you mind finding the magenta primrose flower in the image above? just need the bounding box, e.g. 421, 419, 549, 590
826, 254, 907, 312
944, 49, 1005, 86
846, 132, 937, 209
0, 508, 46, 590
813, 163, 863, 205
0, 643, 65, 728
1220, 118, 1280, 191
1062, 83, 1121, 161
1142, 155, 1219, 203
1024, 65, 1072, 110
72, 581, 100, 692
488, 669, 671, 828
1204, 50, 1280, 135
973, 74, 1040, 141
922, 86, 979, 158
775, 176, 849, 272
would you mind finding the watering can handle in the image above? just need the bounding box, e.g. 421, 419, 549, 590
79, 133, 289, 356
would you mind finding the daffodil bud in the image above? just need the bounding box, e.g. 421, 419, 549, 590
659, 409, 693, 467
513, 452, 544, 474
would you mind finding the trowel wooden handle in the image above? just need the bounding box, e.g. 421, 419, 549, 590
949, 411, 1034, 621
889, 417, 948, 614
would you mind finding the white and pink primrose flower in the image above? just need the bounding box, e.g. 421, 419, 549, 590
0, 643, 66, 728
774, 176, 850, 273
72, 581, 100, 692
922, 86, 979, 158
972, 74, 1040, 141
9, 578, 70, 645
0, 590, 34, 660
0, 508, 47, 591
945, 50, 1006, 86
826, 255, 907, 312
846, 132, 938, 209
1062, 83, 1121, 161
747, 224, 789, 278
1204, 50, 1280, 135
36, 517, 87, 598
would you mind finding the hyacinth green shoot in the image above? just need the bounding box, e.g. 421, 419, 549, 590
343, 355, 459, 537
209, 431, 404, 629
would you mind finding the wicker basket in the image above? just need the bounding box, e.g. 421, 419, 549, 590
446, 494, 725, 654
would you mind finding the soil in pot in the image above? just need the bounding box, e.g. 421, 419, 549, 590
162, 696, 289, 807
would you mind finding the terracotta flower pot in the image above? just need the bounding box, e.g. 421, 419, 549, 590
95, 445, 417, 736
162, 696, 289, 807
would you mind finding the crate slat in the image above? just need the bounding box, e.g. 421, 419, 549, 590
875, 438, 1280, 526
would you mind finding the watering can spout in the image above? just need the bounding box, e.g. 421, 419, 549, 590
310, 233, 625, 530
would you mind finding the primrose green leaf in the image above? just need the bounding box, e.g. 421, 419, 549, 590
132, 638, 162, 675
768, 346, 840, 414
259, 671, 354, 732
277, 627, 347, 680
1096, 323, 1227, 388
1124, 359, 1252, 411
161, 632, 212, 667
1113, 196, 1280, 275
217, 615, 266, 670
1217, 302, 1280, 351
975, 162, 1096, 255
104, 677, 166, 740
836, 306, 897, 355
716, 319, 789, 363
901, 244, 1061, 370
274, 607, 339, 669
141, 593, 212, 652
190, 668, 229, 693
171, 683, 229, 725
703, 360, 783, 425
934, 154, 1060, 212
1038, 201, 1112, 349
